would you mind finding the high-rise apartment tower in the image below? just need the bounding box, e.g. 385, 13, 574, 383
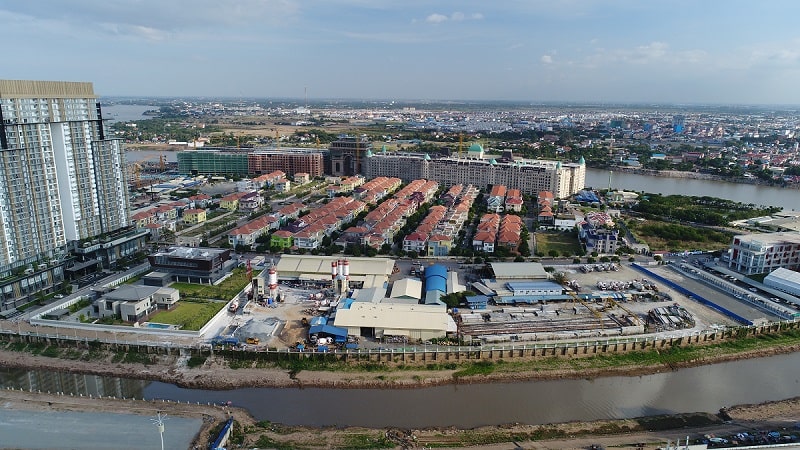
0, 80, 130, 266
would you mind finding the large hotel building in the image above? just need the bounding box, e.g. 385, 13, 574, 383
0, 80, 141, 307
363, 145, 586, 198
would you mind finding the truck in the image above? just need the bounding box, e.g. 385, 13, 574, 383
212, 336, 240, 347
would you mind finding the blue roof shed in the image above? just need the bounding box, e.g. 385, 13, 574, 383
465, 295, 489, 310
309, 324, 348, 343
425, 264, 447, 293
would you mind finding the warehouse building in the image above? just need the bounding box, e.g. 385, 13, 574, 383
274, 255, 395, 289
332, 301, 456, 341
764, 268, 800, 300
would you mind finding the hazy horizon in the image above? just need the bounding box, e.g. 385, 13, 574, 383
6, 1, 799, 105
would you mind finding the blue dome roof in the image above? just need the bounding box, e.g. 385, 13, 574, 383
468, 143, 483, 152
424, 264, 448, 292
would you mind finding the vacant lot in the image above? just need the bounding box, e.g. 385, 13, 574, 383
148, 300, 226, 330
172, 268, 260, 300
628, 220, 732, 252
534, 230, 582, 257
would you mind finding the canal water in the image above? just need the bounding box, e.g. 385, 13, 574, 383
586, 168, 798, 211
3, 353, 800, 428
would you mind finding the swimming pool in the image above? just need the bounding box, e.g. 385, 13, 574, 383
145, 323, 173, 329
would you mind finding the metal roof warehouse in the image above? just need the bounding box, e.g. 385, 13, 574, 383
489, 262, 549, 280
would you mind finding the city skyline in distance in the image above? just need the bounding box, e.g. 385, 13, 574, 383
3, 0, 800, 105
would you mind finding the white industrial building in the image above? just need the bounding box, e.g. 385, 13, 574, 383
274, 255, 396, 288
389, 278, 422, 301
489, 262, 550, 280
764, 268, 800, 299
332, 302, 456, 341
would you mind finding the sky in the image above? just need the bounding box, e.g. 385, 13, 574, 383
2, 0, 800, 104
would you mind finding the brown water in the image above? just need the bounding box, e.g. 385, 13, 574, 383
3, 353, 800, 428
586, 168, 798, 211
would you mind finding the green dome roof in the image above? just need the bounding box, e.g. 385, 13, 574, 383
366, 149, 374, 157
579, 155, 586, 165
490, 158, 497, 165
468, 143, 484, 153
424, 153, 431, 161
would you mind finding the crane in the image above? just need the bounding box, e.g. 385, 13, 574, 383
569, 291, 604, 328
127, 154, 167, 190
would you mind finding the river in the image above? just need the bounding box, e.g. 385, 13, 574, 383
3, 353, 800, 428
101, 104, 157, 123
586, 168, 798, 211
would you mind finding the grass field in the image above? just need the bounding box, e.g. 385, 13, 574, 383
628, 220, 732, 252
148, 301, 225, 331
172, 268, 260, 300
534, 230, 582, 257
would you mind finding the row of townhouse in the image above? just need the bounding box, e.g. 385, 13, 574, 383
326, 175, 366, 197
394, 179, 440, 204
537, 191, 555, 224
131, 193, 214, 231
231, 201, 305, 250
335, 179, 441, 251
288, 196, 367, 250
228, 214, 281, 248
472, 213, 523, 253
219, 191, 266, 212
236, 170, 296, 199
360, 198, 418, 249
403, 184, 480, 256
352, 176, 402, 205
486, 185, 524, 213
252, 170, 286, 188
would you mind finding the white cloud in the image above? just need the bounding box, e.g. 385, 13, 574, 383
100, 23, 170, 41
426, 13, 448, 23
423, 11, 483, 24
541, 55, 553, 64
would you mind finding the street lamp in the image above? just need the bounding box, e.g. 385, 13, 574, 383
151, 411, 167, 450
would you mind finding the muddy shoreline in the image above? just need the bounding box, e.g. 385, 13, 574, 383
1, 342, 798, 391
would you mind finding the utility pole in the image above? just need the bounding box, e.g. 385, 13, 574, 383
151, 411, 167, 450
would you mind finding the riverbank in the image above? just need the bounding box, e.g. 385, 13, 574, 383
4, 341, 800, 448
604, 166, 800, 189
3, 381, 800, 449
1, 339, 800, 390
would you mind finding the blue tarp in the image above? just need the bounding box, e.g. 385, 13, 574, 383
210, 418, 234, 450
309, 324, 348, 343
309, 316, 327, 327
575, 190, 599, 203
